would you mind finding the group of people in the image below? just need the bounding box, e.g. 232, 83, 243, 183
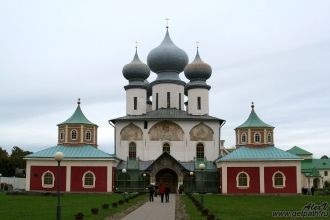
148, 183, 170, 203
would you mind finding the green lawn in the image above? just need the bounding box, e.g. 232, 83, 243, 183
183, 194, 330, 220
0, 192, 145, 220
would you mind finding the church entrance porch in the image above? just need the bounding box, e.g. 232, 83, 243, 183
156, 168, 178, 193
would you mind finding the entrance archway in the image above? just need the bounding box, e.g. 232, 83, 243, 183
313, 178, 320, 189
156, 169, 178, 193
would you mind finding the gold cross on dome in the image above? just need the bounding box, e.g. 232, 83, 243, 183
196, 41, 200, 49
135, 41, 138, 49
165, 18, 170, 28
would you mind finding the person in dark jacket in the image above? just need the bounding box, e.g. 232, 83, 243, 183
165, 183, 170, 203
148, 184, 155, 202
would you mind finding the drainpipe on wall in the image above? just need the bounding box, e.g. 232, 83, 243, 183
219, 120, 226, 156
108, 120, 116, 155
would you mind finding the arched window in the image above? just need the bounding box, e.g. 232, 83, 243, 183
196, 143, 204, 160
163, 143, 170, 154
83, 171, 95, 188
254, 132, 261, 143
236, 172, 249, 188
85, 130, 92, 141
42, 171, 54, 188
71, 129, 77, 140
267, 132, 272, 143
129, 142, 136, 159
59, 130, 64, 141
241, 133, 247, 143
272, 171, 286, 188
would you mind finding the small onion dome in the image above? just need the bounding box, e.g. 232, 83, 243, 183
184, 49, 212, 80
123, 49, 150, 80
147, 29, 189, 74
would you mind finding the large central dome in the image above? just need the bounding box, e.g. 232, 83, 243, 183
147, 29, 189, 74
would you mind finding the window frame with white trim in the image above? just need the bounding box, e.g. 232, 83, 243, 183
272, 171, 286, 188
254, 132, 261, 143
59, 129, 65, 141
267, 132, 272, 143
85, 130, 92, 141
82, 171, 96, 189
236, 171, 250, 189
71, 129, 78, 140
241, 132, 247, 144
42, 171, 55, 188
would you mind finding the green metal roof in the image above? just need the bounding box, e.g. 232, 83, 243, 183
110, 108, 225, 124
287, 146, 312, 156
25, 145, 116, 159
217, 146, 301, 161
301, 159, 330, 171
59, 104, 96, 126
304, 167, 321, 177
236, 106, 273, 129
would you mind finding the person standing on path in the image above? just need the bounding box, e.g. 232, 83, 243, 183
159, 183, 165, 203
148, 184, 155, 202
165, 183, 170, 203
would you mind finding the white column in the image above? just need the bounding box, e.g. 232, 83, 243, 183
248, 129, 251, 144
263, 129, 267, 144
25, 162, 31, 191
64, 125, 68, 143
296, 162, 302, 193
80, 125, 84, 143
107, 164, 112, 192
66, 165, 71, 192
93, 126, 96, 145
260, 166, 265, 194
222, 164, 227, 194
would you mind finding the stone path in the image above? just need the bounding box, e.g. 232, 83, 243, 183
121, 194, 176, 220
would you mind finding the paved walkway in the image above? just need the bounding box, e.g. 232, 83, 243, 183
121, 194, 176, 220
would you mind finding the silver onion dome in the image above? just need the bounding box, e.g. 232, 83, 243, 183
184, 49, 212, 81
147, 29, 189, 74
123, 49, 150, 80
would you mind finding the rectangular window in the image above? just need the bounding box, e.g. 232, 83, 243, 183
197, 97, 201, 110
156, 93, 159, 110
133, 97, 137, 110
179, 93, 181, 110
144, 121, 148, 129
325, 171, 328, 176
167, 92, 170, 108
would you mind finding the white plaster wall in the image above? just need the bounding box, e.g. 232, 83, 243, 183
126, 89, 147, 115
188, 88, 209, 115
217, 160, 302, 194
115, 120, 221, 161
25, 159, 117, 192
152, 84, 184, 110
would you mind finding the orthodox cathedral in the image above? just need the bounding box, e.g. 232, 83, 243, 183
25, 27, 302, 194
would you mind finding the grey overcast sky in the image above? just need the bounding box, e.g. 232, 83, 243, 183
0, 0, 329, 158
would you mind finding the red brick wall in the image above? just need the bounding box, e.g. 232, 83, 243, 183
70, 166, 107, 192
264, 166, 297, 193
30, 166, 66, 191
227, 167, 260, 194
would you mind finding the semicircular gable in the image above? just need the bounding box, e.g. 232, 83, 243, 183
189, 122, 214, 141
120, 123, 143, 141
149, 121, 184, 141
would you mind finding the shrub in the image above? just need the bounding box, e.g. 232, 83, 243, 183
112, 202, 118, 208
118, 200, 124, 205
202, 208, 209, 216
125, 198, 129, 203
74, 212, 84, 220
207, 214, 215, 220
102, 204, 109, 209
91, 208, 99, 215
